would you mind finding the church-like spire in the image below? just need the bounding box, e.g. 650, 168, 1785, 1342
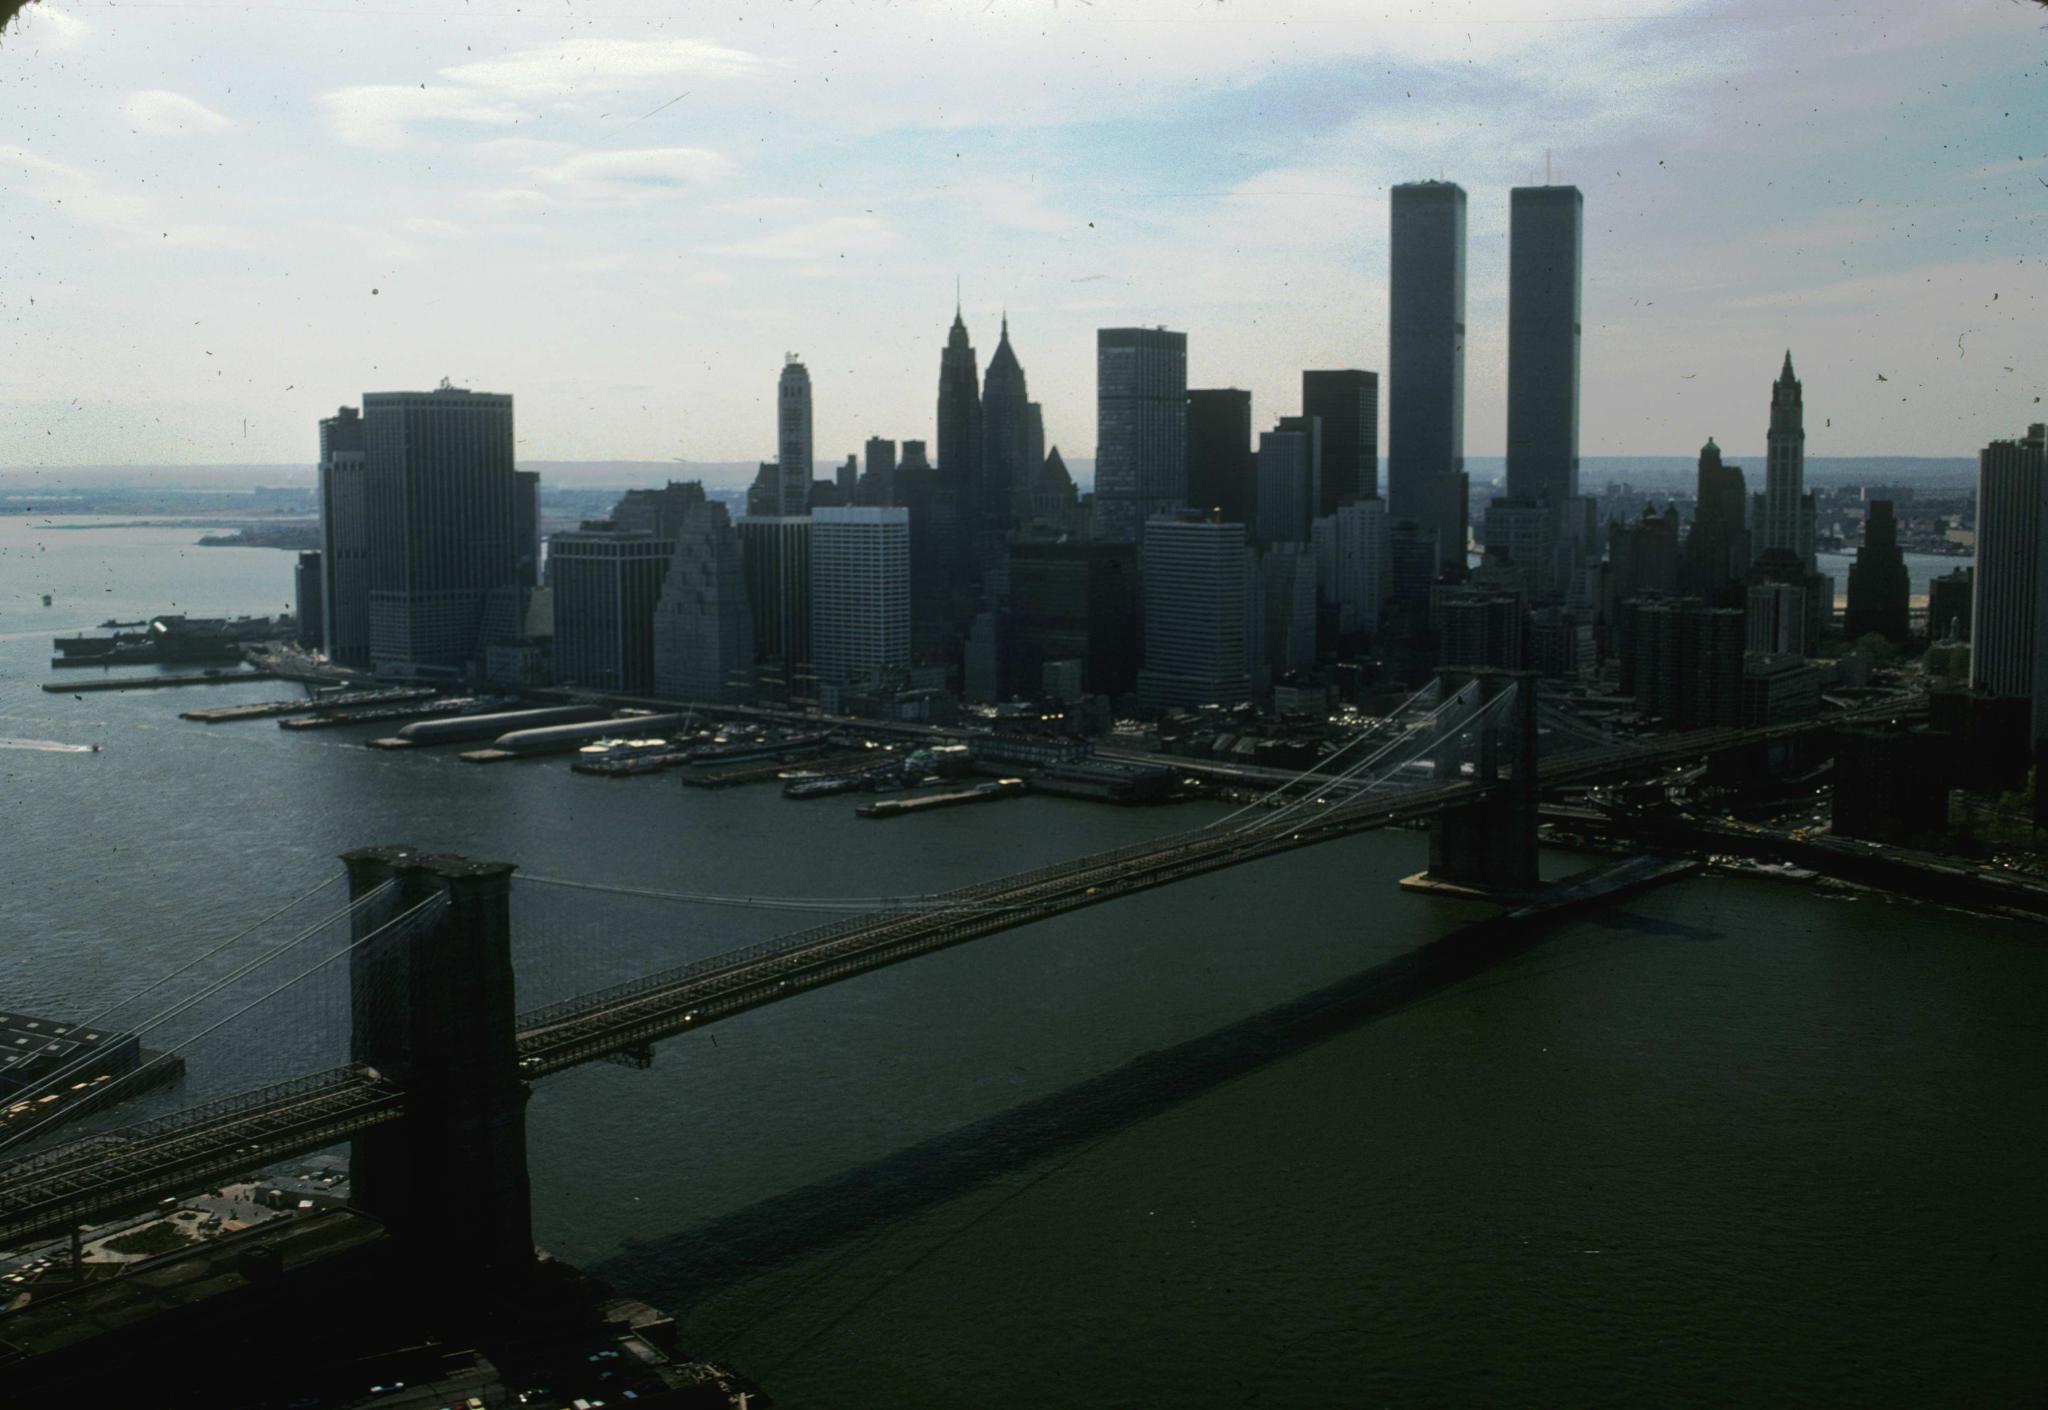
1779, 349, 1796, 383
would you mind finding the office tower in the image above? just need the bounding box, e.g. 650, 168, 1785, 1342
736, 515, 812, 698
1832, 728, 1949, 844
1970, 424, 2047, 730
1260, 545, 1319, 679
1929, 567, 1973, 642
980, 315, 1032, 542
891, 440, 959, 657
1302, 370, 1379, 512
1529, 607, 1594, 680
1609, 505, 1682, 604
808, 475, 846, 510
937, 308, 983, 551
1256, 418, 1317, 546
1845, 500, 1910, 642
1683, 436, 1748, 606
549, 527, 674, 694
513, 470, 541, 589
1187, 388, 1254, 523
1094, 327, 1189, 543
1627, 598, 1744, 729
745, 462, 779, 519
1388, 520, 1441, 612
295, 551, 324, 650
1020, 403, 1046, 517
1006, 538, 1139, 698
1742, 652, 1823, 726
1505, 185, 1583, 506
1758, 352, 1816, 567
1437, 591, 1525, 670
652, 501, 754, 703
1387, 181, 1467, 573
861, 437, 898, 506
317, 405, 371, 668
609, 481, 707, 539
1481, 496, 1557, 600
1136, 514, 1251, 708
777, 357, 813, 515
1746, 580, 1809, 656
357, 384, 522, 677
810, 506, 911, 700
1027, 446, 1081, 528
837, 455, 858, 498
1311, 496, 1389, 639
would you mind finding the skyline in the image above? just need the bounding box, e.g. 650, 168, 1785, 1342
0, 0, 2042, 471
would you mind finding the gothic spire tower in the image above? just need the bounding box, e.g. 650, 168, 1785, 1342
980, 312, 1035, 539
1759, 351, 1814, 568
936, 301, 984, 573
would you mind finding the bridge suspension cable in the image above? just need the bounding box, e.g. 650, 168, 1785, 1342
1200, 678, 1451, 831
0, 880, 394, 1145
1228, 679, 1497, 837
517, 873, 1037, 916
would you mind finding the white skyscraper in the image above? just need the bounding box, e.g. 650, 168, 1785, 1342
809, 506, 910, 703
778, 356, 813, 516
1969, 424, 2048, 740
1137, 513, 1251, 709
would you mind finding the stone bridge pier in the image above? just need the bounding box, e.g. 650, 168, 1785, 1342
1423, 669, 1540, 894
341, 846, 534, 1274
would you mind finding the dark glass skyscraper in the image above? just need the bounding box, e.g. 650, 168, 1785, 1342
1094, 327, 1188, 543
980, 315, 1034, 539
1845, 500, 1910, 642
1386, 182, 1467, 575
936, 308, 983, 527
1683, 436, 1748, 607
317, 405, 370, 668
1301, 369, 1379, 512
358, 384, 523, 676
1504, 185, 1583, 506
1186, 388, 1253, 523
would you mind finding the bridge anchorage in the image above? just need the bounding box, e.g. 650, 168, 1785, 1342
1405, 668, 1542, 901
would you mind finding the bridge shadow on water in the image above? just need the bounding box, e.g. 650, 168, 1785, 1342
589, 891, 1695, 1307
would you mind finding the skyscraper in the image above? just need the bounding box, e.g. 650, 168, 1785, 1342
652, 500, 754, 703
1094, 327, 1189, 543
1758, 352, 1816, 567
1186, 388, 1254, 523
358, 384, 523, 677
1969, 424, 2046, 725
1504, 185, 1583, 506
777, 357, 813, 516
1683, 436, 1749, 606
980, 314, 1033, 542
810, 506, 911, 703
936, 307, 983, 530
1387, 181, 1467, 574
1845, 500, 1910, 642
1301, 370, 1379, 513
549, 527, 673, 694
1310, 496, 1389, 639
317, 405, 371, 668
1256, 418, 1317, 546
609, 481, 707, 539
736, 515, 812, 698
1136, 513, 1251, 709
1005, 539, 1139, 698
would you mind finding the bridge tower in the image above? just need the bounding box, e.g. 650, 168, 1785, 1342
1424, 669, 1540, 893
341, 846, 534, 1274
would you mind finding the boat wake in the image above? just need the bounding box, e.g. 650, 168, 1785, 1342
0, 737, 97, 754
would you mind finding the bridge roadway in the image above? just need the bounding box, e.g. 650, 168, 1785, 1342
0, 695, 1928, 1247
0, 1068, 403, 1250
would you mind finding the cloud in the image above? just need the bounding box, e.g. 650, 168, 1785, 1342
2, 145, 150, 228
399, 217, 464, 238
702, 215, 895, 261
536, 146, 733, 204
440, 37, 769, 98
123, 90, 231, 136
6, 3, 87, 49
321, 85, 524, 149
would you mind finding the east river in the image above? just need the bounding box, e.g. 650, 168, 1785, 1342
1, 517, 2042, 1407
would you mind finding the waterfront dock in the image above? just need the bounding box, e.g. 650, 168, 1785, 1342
179, 687, 438, 724
857, 778, 1029, 818
44, 670, 278, 693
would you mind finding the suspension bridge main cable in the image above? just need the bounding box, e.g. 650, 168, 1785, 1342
1199, 680, 1450, 832
0, 881, 394, 1132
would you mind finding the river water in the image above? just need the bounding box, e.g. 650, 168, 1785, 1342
1, 517, 2042, 1407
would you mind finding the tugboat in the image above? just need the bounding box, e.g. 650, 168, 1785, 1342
41, 593, 52, 607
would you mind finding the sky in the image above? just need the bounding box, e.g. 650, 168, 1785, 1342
0, 0, 2042, 484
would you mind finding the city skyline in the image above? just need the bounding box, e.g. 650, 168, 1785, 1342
0, 0, 2041, 472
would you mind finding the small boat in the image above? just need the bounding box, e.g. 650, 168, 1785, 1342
41, 594, 53, 606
